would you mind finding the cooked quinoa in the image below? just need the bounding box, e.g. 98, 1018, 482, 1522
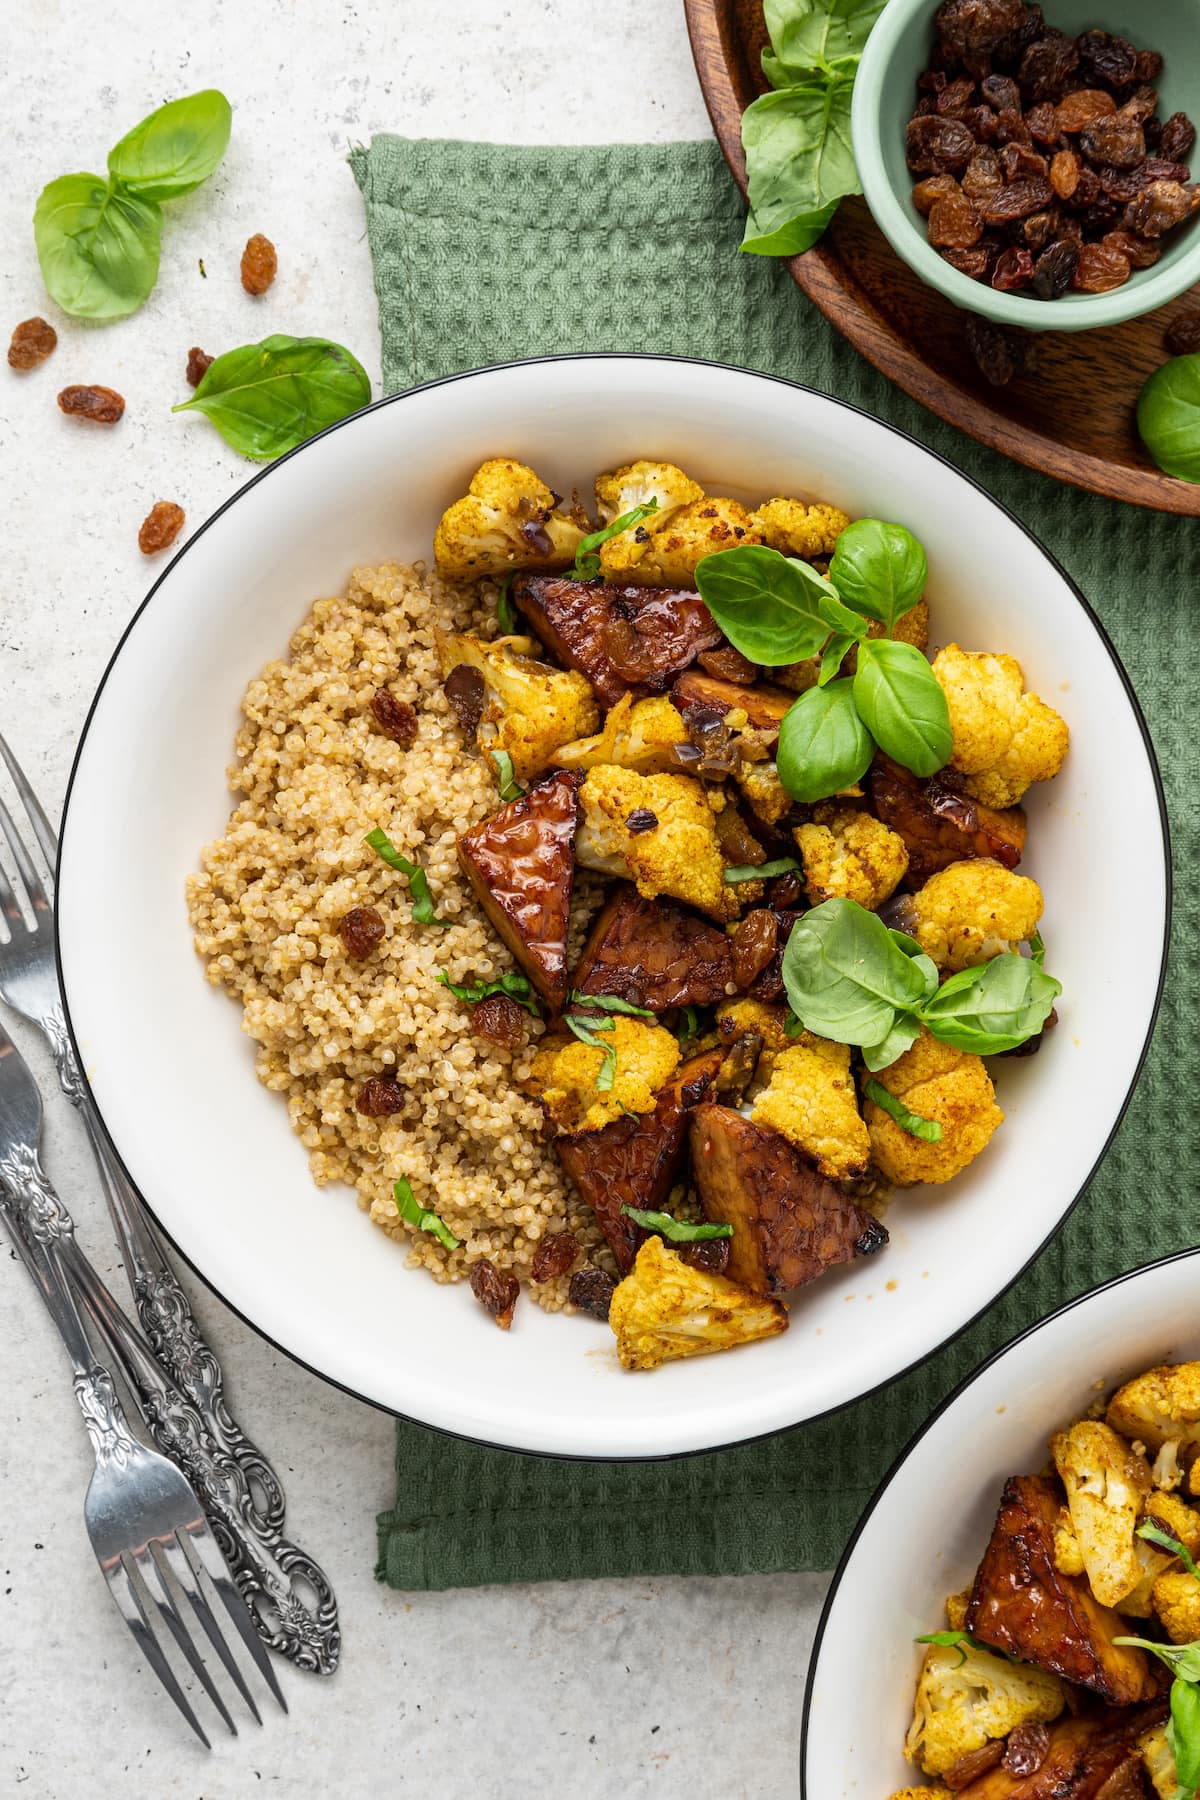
186, 561, 610, 1308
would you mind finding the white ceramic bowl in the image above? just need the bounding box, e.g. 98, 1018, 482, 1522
802, 1249, 1200, 1796
57, 355, 1168, 1458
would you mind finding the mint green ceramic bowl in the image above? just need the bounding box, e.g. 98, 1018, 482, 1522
851, 0, 1200, 331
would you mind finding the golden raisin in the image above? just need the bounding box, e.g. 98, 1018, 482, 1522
58, 384, 124, 424
1072, 242, 1132, 291
339, 905, 386, 959
470, 994, 527, 1049
370, 688, 418, 748
469, 1259, 519, 1329
137, 501, 185, 556
186, 346, 214, 388
8, 317, 57, 370
530, 1232, 579, 1282
240, 233, 278, 296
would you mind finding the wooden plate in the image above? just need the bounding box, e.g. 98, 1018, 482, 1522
684, 0, 1200, 513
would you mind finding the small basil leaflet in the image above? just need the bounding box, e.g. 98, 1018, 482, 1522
173, 334, 371, 460
1137, 355, 1200, 485
1114, 1618, 1200, 1789
393, 1177, 460, 1252
436, 969, 541, 1017
1115, 1637, 1200, 1683
852, 639, 952, 779
107, 90, 232, 200
828, 519, 927, 631
675, 1005, 702, 1043
724, 856, 801, 884
920, 953, 1061, 1056
694, 544, 863, 665
495, 574, 519, 635
914, 1629, 992, 1670
864, 1077, 943, 1142
365, 827, 451, 929
573, 499, 659, 581
1029, 930, 1046, 968
620, 1206, 734, 1244
777, 678, 874, 804
489, 748, 525, 802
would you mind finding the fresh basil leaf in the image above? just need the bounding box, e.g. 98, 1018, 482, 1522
920, 953, 1061, 1055
741, 77, 860, 256
490, 748, 525, 802
1029, 930, 1046, 968
782, 897, 934, 1047
1172, 1679, 1200, 1796
364, 827, 451, 929
724, 856, 801, 883
620, 1206, 734, 1244
784, 1008, 805, 1038
573, 498, 659, 581
762, 0, 885, 83
818, 631, 857, 685
828, 519, 928, 631
568, 990, 654, 1018
777, 678, 874, 804
107, 90, 232, 200
864, 1077, 943, 1142
695, 544, 852, 664
496, 574, 519, 635
1115, 1637, 1200, 1684
436, 969, 541, 1017
675, 1005, 702, 1043
852, 639, 952, 778
393, 1177, 460, 1253
1137, 356, 1200, 485
173, 334, 371, 460
1138, 1521, 1200, 1584
34, 173, 162, 320
862, 1010, 923, 1072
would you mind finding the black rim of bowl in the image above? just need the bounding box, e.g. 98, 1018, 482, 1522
55, 351, 1173, 1463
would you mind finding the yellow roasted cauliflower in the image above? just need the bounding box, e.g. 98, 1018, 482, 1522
752, 496, 851, 561
1141, 1724, 1182, 1800
932, 644, 1069, 810
437, 632, 599, 782
888, 1790, 952, 1800
1053, 1507, 1087, 1578
733, 757, 792, 828
750, 1034, 871, 1181
1144, 1491, 1200, 1553
903, 1637, 1065, 1777
1107, 1363, 1200, 1457
608, 1235, 788, 1371
593, 460, 704, 580
433, 458, 586, 579
794, 804, 909, 911
576, 766, 738, 921
864, 1030, 1004, 1187
628, 496, 763, 588
716, 998, 794, 1061
1152, 1568, 1200, 1644
553, 694, 688, 775
1050, 1420, 1152, 1607
528, 1016, 681, 1134
893, 858, 1046, 973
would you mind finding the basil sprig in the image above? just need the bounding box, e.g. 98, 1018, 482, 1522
34, 91, 231, 321
573, 499, 660, 581
620, 1206, 734, 1244
782, 898, 1060, 1068
863, 1078, 943, 1142
393, 1177, 460, 1252
695, 545, 861, 665
365, 827, 451, 929
174, 335, 371, 460
914, 1629, 993, 1671
436, 969, 541, 1017
489, 748, 525, 803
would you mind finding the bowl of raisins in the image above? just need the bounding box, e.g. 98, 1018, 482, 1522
851, 0, 1200, 329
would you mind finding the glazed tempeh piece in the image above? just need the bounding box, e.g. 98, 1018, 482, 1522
869, 754, 1027, 887
571, 883, 736, 1012
512, 575, 723, 707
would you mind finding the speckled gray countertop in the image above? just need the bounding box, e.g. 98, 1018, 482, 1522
0, 3, 828, 1793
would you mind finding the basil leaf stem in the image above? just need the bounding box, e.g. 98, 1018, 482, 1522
1115, 1637, 1200, 1684
393, 1177, 460, 1252
914, 1629, 989, 1670
864, 1077, 943, 1142
365, 827, 451, 929
620, 1206, 734, 1243
173, 334, 371, 460
436, 969, 541, 1017
852, 639, 952, 778
489, 748, 525, 803
724, 856, 801, 884
573, 499, 659, 581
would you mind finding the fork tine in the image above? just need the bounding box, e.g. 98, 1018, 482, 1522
130, 1544, 237, 1737
0, 846, 25, 936
183, 1519, 288, 1714
159, 1531, 262, 1726
0, 792, 48, 920
0, 731, 58, 869
100, 1553, 211, 1749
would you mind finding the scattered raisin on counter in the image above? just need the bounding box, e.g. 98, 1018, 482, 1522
470, 994, 527, 1050
355, 1075, 404, 1117
568, 1267, 617, 1321
240, 233, 278, 296
339, 905, 386, 959
530, 1232, 579, 1283
186, 346, 214, 388
964, 313, 1030, 387
469, 1259, 520, 1329
58, 384, 124, 424
8, 317, 57, 370
137, 501, 186, 556
1166, 311, 1200, 356
370, 687, 418, 748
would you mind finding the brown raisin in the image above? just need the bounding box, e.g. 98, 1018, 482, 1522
980, 177, 1054, 222
1050, 148, 1081, 196
679, 1237, 732, 1276
981, 73, 1021, 111
1063, 163, 1102, 209
1079, 113, 1145, 168
1032, 238, 1079, 297
7, 316, 56, 370
913, 173, 963, 214
137, 500, 186, 555
1160, 112, 1197, 163
1055, 88, 1116, 133
58, 384, 124, 424
934, 0, 1028, 64
370, 687, 418, 748
1002, 1722, 1050, 1777
1134, 49, 1164, 84
697, 645, 758, 683
1124, 179, 1200, 237
1166, 311, 1200, 356
1022, 209, 1058, 251
469, 1259, 519, 1330
1075, 29, 1137, 91
185, 346, 214, 388
945, 1741, 1006, 1788
929, 193, 984, 246
339, 905, 386, 959
993, 106, 1033, 146
991, 245, 1035, 288
963, 149, 1004, 196
568, 1267, 617, 1321
942, 245, 992, 276
906, 115, 976, 173
999, 141, 1049, 180
965, 314, 1029, 384
470, 993, 527, 1050
1054, 212, 1084, 243
1018, 31, 1078, 104
1102, 228, 1160, 267
1079, 197, 1121, 233
1025, 101, 1060, 145
963, 104, 1000, 142
1121, 86, 1160, 126
937, 77, 976, 118
356, 1076, 404, 1116
731, 910, 779, 989
766, 870, 804, 909
1099, 158, 1189, 201
530, 1232, 579, 1282
625, 808, 658, 834
443, 664, 486, 739
1072, 241, 1132, 290
240, 233, 277, 296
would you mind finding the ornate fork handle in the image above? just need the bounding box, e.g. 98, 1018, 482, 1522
45, 1006, 340, 1674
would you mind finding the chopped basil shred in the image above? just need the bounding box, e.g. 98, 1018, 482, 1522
724, 856, 801, 884
572, 498, 659, 581
914, 1629, 1015, 1670
1029, 930, 1046, 967
436, 969, 541, 1017
489, 748, 525, 802
620, 1205, 734, 1244
563, 1011, 618, 1091
393, 1177, 460, 1251
784, 1009, 805, 1038
569, 990, 654, 1018
495, 572, 519, 635
364, 827, 450, 929
864, 1077, 943, 1143
676, 1005, 702, 1043
1138, 1521, 1200, 1584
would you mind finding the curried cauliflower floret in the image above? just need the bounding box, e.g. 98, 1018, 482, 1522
795, 804, 909, 911
594, 460, 704, 580
904, 1638, 1065, 1777
1141, 1724, 1183, 1799
433, 458, 587, 579
1107, 1364, 1200, 1457
608, 1235, 788, 1371
733, 757, 792, 828
628, 496, 764, 588
1050, 1420, 1152, 1607
438, 632, 599, 782
576, 766, 738, 921
752, 496, 851, 561
932, 644, 1069, 810
1144, 1491, 1200, 1553
716, 999, 794, 1082
1152, 1569, 1200, 1644
1053, 1508, 1087, 1578
888, 1790, 952, 1800
528, 1016, 681, 1135
864, 1029, 1004, 1187
945, 1590, 972, 1633
750, 1034, 871, 1181
894, 859, 1045, 973
553, 694, 689, 775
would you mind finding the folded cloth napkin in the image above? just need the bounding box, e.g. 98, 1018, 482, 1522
351, 136, 1197, 1593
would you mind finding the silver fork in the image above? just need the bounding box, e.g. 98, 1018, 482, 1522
0, 732, 339, 1674
0, 1019, 269, 1746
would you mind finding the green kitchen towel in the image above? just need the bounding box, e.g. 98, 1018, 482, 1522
352, 137, 1196, 1592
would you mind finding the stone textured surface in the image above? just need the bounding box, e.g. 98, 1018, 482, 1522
0, 2, 827, 1793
